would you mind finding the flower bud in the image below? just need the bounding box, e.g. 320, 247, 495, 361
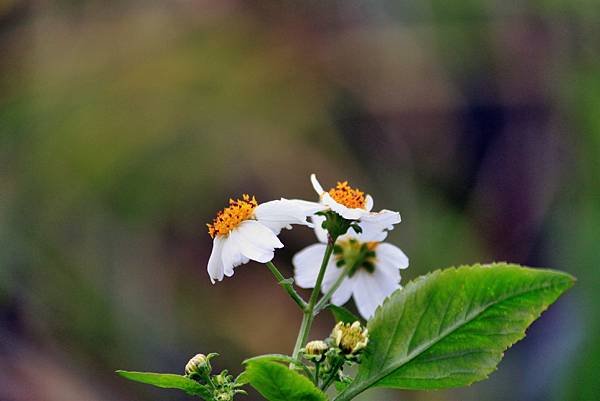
185, 353, 211, 376
331, 321, 369, 354
213, 373, 227, 386
304, 340, 329, 361
215, 392, 233, 401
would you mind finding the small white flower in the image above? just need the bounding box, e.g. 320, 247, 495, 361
207, 194, 323, 283
310, 174, 401, 240
293, 224, 409, 319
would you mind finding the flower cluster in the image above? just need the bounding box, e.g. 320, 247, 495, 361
201, 173, 408, 394
118, 170, 573, 401
206, 173, 408, 319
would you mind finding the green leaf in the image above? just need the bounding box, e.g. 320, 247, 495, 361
243, 353, 297, 365
334, 263, 574, 401
116, 370, 212, 399
327, 304, 362, 324
235, 370, 250, 385
243, 358, 326, 401
244, 354, 313, 378
335, 378, 352, 393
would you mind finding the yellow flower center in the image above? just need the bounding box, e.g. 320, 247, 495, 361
328, 181, 366, 209
334, 239, 378, 276
207, 194, 258, 238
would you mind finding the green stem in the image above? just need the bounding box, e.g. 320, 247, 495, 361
290, 313, 311, 366
291, 236, 337, 361
290, 358, 313, 379
265, 261, 307, 310
320, 360, 344, 391
313, 267, 349, 315
199, 372, 217, 390
314, 361, 320, 387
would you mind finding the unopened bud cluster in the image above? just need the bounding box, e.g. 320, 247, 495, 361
301, 320, 369, 388
184, 353, 246, 401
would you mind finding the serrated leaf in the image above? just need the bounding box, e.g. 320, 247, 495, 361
327, 304, 362, 324
116, 370, 212, 399
243, 358, 326, 401
334, 263, 574, 401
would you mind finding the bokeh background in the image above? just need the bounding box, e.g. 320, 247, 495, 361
1, 1, 599, 400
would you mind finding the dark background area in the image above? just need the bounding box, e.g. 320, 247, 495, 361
1, 1, 599, 400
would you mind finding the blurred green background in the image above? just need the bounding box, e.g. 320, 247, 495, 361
1, 1, 599, 400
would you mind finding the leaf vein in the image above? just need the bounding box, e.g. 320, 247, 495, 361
336, 278, 567, 400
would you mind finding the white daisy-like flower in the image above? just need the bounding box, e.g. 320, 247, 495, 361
293, 222, 409, 319
207, 194, 323, 283
310, 174, 401, 241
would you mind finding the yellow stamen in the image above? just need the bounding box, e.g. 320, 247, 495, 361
328, 181, 366, 209
365, 242, 378, 252
334, 239, 378, 275
207, 194, 258, 238
331, 321, 369, 354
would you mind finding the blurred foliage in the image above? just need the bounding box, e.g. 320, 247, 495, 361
1, 1, 599, 400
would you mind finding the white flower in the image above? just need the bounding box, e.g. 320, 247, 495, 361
310, 174, 401, 241
293, 223, 409, 319
207, 194, 323, 283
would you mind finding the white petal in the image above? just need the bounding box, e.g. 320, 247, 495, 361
346, 223, 388, 242
365, 195, 374, 212
310, 173, 324, 195
254, 199, 324, 235
207, 237, 225, 284
293, 243, 329, 288
361, 209, 401, 229
311, 214, 329, 244
345, 220, 390, 242
354, 210, 401, 241
220, 236, 248, 278
352, 269, 400, 319
376, 243, 409, 271
322, 193, 366, 220
328, 274, 355, 306
321, 261, 344, 289
232, 221, 282, 263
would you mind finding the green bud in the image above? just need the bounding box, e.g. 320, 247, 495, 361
214, 373, 227, 386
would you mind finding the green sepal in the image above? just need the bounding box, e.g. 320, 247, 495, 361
319, 210, 354, 239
